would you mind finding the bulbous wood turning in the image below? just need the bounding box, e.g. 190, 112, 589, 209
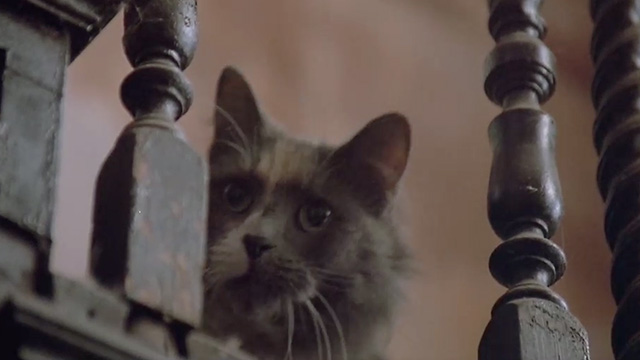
479, 1, 590, 359
591, 1, 640, 359
120, 0, 197, 121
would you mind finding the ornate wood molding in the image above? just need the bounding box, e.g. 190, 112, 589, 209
19, 0, 122, 60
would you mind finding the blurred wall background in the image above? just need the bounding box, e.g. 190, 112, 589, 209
53, 1, 614, 359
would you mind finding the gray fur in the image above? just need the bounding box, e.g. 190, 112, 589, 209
203, 67, 412, 360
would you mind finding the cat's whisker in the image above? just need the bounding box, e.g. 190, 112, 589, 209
305, 301, 324, 360
208, 256, 236, 264
306, 300, 332, 360
216, 139, 252, 166
312, 272, 351, 278
313, 274, 355, 283
284, 301, 295, 360
308, 267, 356, 278
203, 266, 233, 294
316, 278, 349, 286
208, 246, 235, 256
316, 293, 348, 360
252, 127, 259, 160
315, 278, 352, 293
317, 284, 349, 293
316, 148, 342, 182
203, 274, 223, 292
313, 275, 356, 289
273, 264, 306, 274
215, 104, 251, 151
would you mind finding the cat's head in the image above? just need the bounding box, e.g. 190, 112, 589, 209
205, 67, 411, 319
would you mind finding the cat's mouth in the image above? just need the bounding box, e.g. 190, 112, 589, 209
222, 264, 317, 308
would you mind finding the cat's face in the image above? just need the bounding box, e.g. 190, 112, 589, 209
205, 67, 411, 321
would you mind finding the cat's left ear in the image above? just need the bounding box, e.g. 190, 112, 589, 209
329, 113, 411, 210
210, 67, 263, 163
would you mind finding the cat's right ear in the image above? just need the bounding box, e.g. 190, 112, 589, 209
327, 113, 411, 214
211, 67, 263, 159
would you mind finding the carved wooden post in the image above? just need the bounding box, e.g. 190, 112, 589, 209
0, 0, 121, 293
478, 1, 590, 359
90, 0, 206, 353
591, 2, 640, 359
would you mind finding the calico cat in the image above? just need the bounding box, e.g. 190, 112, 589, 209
203, 67, 412, 360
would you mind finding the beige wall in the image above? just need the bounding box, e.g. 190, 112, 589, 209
54, 1, 614, 359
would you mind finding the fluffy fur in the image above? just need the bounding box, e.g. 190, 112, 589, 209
202, 67, 412, 360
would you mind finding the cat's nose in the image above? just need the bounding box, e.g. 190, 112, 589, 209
243, 235, 274, 260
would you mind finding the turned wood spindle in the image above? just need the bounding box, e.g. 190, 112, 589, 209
90, 0, 206, 334
478, 1, 590, 359
591, 1, 640, 359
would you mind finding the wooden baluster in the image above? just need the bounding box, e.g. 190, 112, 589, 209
478, 1, 590, 359
591, 1, 640, 359
90, 0, 205, 353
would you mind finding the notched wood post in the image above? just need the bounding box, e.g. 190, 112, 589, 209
89, 0, 206, 352
478, 1, 590, 359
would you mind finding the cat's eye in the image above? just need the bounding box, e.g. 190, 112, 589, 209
223, 182, 253, 212
298, 201, 332, 232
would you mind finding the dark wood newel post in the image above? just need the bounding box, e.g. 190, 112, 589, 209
90, 0, 207, 353
0, 2, 253, 356
478, 1, 590, 359
590, 1, 640, 359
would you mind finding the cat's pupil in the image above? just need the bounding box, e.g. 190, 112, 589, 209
299, 202, 332, 231
308, 206, 330, 225
223, 182, 252, 212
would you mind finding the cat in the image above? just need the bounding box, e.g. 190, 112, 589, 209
202, 66, 412, 360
